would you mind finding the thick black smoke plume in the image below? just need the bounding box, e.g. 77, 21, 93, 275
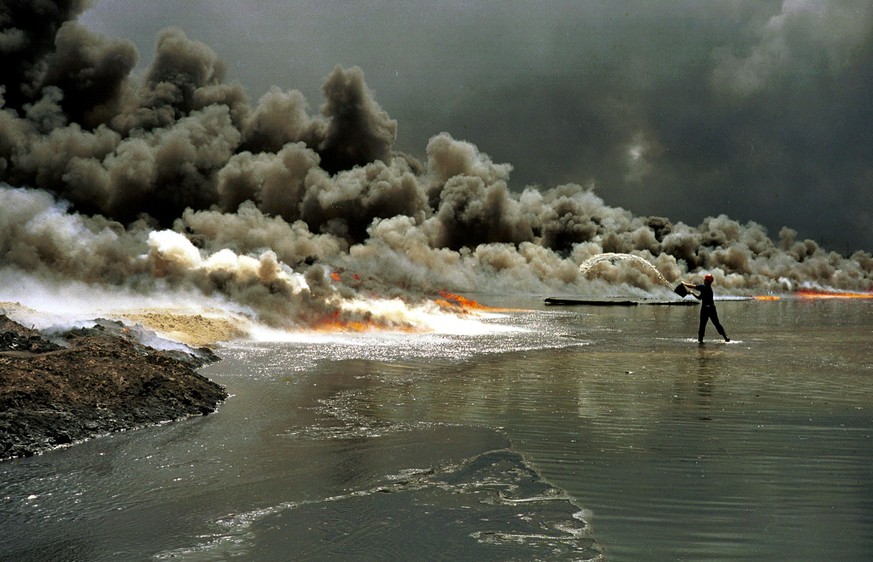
1, 9, 872, 329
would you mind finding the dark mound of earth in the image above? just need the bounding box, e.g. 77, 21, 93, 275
0, 314, 226, 460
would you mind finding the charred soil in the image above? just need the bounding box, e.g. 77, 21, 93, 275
0, 315, 226, 460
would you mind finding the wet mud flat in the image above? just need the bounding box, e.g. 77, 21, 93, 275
0, 314, 225, 460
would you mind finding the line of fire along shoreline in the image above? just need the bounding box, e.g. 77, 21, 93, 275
753, 289, 873, 301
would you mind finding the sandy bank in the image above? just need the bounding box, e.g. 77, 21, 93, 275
117, 310, 248, 347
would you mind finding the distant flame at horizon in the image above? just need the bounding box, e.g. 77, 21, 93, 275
435, 290, 516, 314
795, 289, 873, 299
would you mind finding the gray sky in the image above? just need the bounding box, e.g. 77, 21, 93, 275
78, 0, 873, 252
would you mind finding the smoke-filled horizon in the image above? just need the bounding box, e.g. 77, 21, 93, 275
1, 1, 872, 330
74, 0, 873, 254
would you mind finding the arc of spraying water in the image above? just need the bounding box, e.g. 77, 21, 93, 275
578, 252, 672, 287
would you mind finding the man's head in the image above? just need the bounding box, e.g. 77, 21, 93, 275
704, 274, 714, 285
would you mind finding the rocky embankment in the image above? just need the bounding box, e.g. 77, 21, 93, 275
0, 314, 226, 460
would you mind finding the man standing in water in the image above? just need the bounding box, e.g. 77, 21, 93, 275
683, 274, 730, 344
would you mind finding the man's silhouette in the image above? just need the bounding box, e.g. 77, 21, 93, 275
683, 274, 730, 344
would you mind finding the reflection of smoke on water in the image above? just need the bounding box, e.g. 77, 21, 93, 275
2, 5, 872, 333
279, 322, 591, 441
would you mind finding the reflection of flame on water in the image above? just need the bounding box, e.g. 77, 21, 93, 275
795, 289, 873, 299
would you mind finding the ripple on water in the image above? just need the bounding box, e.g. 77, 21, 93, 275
154, 448, 603, 561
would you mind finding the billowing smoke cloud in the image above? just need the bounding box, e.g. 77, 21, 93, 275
1, 8, 872, 331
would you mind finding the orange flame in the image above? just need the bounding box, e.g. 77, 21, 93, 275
436, 290, 488, 312
312, 309, 421, 333
753, 295, 782, 301
795, 289, 873, 299
330, 270, 362, 285
434, 290, 519, 313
